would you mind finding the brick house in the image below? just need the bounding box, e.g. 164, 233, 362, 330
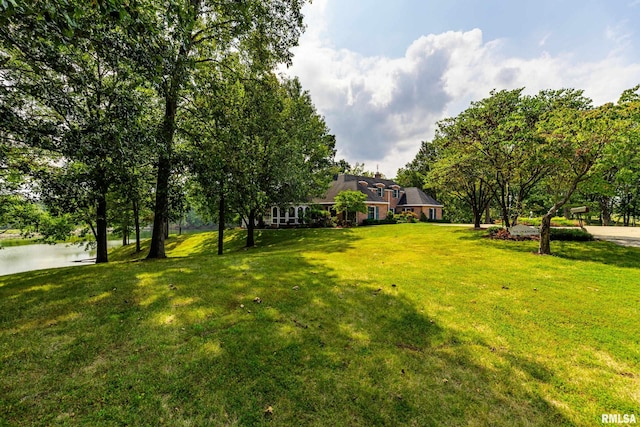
266, 173, 443, 226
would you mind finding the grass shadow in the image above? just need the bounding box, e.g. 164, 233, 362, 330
451, 227, 640, 270
0, 234, 575, 426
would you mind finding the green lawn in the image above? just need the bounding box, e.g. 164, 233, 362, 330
1, 224, 638, 426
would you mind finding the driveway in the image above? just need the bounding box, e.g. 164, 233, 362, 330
583, 226, 640, 248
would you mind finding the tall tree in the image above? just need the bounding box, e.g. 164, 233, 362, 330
396, 141, 439, 196
143, 0, 307, 259
536, 96, 623, 254
426, 113, 495, 229
227, 73, 334, 248
0, 1, 150, 262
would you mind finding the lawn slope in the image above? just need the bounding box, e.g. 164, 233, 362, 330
1, 224, 638, 426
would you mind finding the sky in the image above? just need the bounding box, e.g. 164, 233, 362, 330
281, 0, 640, 178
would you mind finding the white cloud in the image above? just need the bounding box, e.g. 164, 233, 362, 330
284, 2, 640, 178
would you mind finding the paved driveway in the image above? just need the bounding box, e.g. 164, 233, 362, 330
583, 226, 640, 248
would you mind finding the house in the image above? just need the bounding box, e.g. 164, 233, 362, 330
266, 173, 443, 226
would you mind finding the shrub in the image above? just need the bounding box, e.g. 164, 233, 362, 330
520, 217, 579, 227
397, 211, 419, 223
487, 226, 504, 236
420, 212, 428, 222
550, 228, 594, 241
494, 228, 512, 240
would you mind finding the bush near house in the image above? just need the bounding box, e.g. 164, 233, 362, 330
396, 211, 419, 223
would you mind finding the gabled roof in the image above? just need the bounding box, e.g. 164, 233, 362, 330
398, 187, 443, 207
312, 174, 443, 207
313, 174, 388, 203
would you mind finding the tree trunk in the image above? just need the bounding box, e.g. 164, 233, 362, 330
218, 191, 225, 255
538, 213, 552, 255
133, 199, 141, 253
246, 209, 256, 247
485, 205, 491, 224
599, 197, 611, 226
95, 192, 108, 264
472, 206, 481, 229
148, 71, 180, 259
498, 185, 511, 228
147, 153, 171, 259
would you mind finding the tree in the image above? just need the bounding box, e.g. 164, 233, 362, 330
143, 0, 307, 259
536, 96, 623, 254
226, 73, 334, 248
334, 190, 367, 225
184, 55, 335, 252
1, 1, 151, 262
426, 113, 495, 229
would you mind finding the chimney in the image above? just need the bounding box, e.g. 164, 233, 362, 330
374, 165, 381, 179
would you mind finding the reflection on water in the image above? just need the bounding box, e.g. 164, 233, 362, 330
0, 241, 121, 276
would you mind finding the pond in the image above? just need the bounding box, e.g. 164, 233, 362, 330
0, 241, 121, 277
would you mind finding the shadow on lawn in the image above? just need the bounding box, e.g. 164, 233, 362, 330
0, 233, 575, 426
160, 228, 361, 258
452, 228, 640, 270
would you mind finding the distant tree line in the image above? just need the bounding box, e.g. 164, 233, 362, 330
396, 87, 640, 254
0, 0, 338, 261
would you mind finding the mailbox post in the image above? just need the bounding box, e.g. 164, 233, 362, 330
570, 206, 589, 227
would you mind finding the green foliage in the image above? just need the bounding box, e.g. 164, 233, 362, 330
333, 190, 367, 224
519, 216, 579, 227
550, 228, 594, 241
396, 210, 418, 223
486, 225, 503, 236
302, 205, 332, 227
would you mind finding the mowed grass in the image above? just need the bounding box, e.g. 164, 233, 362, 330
1, 224, 638, 426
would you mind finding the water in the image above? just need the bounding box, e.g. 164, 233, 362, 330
0, 241, 121, 277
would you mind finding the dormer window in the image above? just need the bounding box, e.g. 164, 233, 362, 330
358, 180, 368, 187
393, 189, 400, 198
376, 187, 384, 197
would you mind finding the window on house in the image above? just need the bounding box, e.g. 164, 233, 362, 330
272, 207, 278, 223
368, 206, 375, 219
376, 187, 384, 197
429, 208, 436, 220
288, 207, 295, 217
393, 189, 400, 198
297, 207, 304, 223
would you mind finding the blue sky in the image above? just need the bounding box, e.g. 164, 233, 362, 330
283, 0, 640, 177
